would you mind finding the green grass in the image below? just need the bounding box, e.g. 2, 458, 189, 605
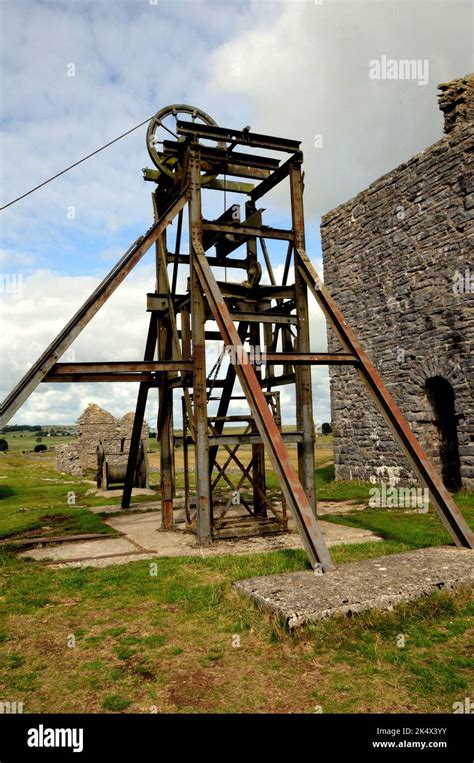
0, 544, 472, 713
0, 455, 116, 539
0, 453, 158, 540
322, 495, 474, 549
0, 432, 77, 454
267, 464, 374, 502
0, 447, 472, 713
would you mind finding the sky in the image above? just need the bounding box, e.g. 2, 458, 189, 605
0, 0, 472, 428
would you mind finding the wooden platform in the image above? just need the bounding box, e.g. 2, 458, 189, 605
187, 514, 287, 540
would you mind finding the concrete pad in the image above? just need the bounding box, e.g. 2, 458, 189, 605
19, 537, 140, 562
89, 500, 162, 515
92, 488, 157, 498
17, 510, 382, 568
234, 547, 474, 628
105, 512, 380, 555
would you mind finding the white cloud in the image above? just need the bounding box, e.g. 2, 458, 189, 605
1, 0, 471, 426
207, 0, 472, 216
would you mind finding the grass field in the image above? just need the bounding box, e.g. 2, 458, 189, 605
0, 441, 473, 713
0, 431, 77, 454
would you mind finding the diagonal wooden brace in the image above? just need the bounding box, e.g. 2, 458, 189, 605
0, 189, 188, 428
297, 248, 474, 550
192, 246, 334, 571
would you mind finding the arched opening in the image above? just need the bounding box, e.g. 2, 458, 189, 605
425, 376, 462, 491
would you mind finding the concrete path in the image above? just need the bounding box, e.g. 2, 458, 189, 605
19, 508, 381, 568
234, 547, 474, 628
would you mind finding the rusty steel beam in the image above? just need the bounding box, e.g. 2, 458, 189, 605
189, 152, 212, 543
163, 140, 281, 170
176, 120, 301, 153
178, 432, 305, 446
202, 221, 293, 241
208, 322, 248, 474
250, 155, 297, 203
290, 161, 316, 514
167, 253, 249, 270
298, 251, 474, 550
45, 361, 193, 377
0, 189, 188, 428
229, 312, 297, 325
43, 374, 160, 383
263, 353, 359, 365
121, 315, 158, 509
206, 179, 254, 194
192, 247, 334, 571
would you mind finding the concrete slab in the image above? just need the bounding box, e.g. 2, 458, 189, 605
234, 547, 474, 628
89, 500, 162, 515
91, 488, 157, 498
17, 510, 381, 568
19, 537, 141, 562
105, 512, 380, 554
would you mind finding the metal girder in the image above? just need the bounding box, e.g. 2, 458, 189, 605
229, 312, 297, 325
176, 119, 301, 153
189, 152, 212, 543
250, 155, 296, 203
297, 250, 474, 550
202, 221, 293, 241
163, 140, 281, 170
208, 322, 248, 474
263, 353, 359, 365
0, 189, 188, 428
121, 315, 158, 509
45, 361, 193, 378
192, 246, 334, 571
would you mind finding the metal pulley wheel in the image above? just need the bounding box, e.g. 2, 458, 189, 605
146, 104, 223, 184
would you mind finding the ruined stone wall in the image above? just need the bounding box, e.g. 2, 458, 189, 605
56, 442, 83, 476
55, 403, 149, 478
321, 75, 474, 489
77, 404, 149, 470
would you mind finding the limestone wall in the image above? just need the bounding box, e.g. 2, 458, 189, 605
56, 442, 83, 476
321, 75, 474, 489
55, 403, 149, 478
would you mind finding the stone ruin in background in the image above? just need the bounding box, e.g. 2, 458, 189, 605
56, 403, 149, 484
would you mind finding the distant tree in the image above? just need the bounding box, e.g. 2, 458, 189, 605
34, 444, 47, 452
149, 431, 157, 438
321, 422, 332, 435
0, 439, 8, 452
35, 436, 43, 443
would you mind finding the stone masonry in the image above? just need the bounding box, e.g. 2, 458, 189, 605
56, 403, 149, 477
321, 74, 474, 489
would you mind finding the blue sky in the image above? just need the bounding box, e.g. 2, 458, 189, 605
0, 0, 472, 427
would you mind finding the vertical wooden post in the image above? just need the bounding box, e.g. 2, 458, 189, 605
189, 150, 212, 543
121, 315, 157, 509
289, 162, 317, 515
246, 201, 266, 515
155, 190, 174, 530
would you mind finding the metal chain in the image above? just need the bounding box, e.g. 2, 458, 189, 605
207, 346, 226, 401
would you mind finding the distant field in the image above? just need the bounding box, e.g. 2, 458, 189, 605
0, 431, 77, 454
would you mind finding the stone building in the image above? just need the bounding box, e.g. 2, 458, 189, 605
56, 403, 149, 477
322, 74, 474, 490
